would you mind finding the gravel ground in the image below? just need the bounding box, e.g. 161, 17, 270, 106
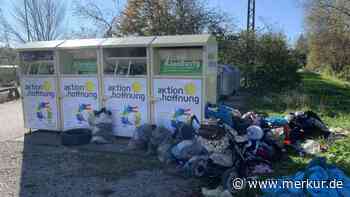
0, 100, 26, 142
0, 101, 200, 197
0, 140, 199, 197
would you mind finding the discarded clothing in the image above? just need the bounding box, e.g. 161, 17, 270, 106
157, 143, 173, 164
174, 122, 197, 141
171, 140, 206, 161
148, 126, 174, 155
198, 134, 230, 154
209, 150, 234, 167
198, 119, 227, 140
262, 157, 350, 197
205, 104, 240, 128
251, 163, 273, 174
301, 139, 321, 155
242, 111, 262, 126
184, 155, 209, 177
287, 111, 330, 139
128, 124, 156, 150
264, 116, 288, 127
88, 108, 114, 144
201, 186, 233, 197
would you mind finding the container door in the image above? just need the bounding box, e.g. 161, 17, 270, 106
104, 77, 148, 137
152, 78, 202, 132
151, 47, 203, 132
59, 49, 99, 130
102, 48, 148, 137
19, 51, 59, 130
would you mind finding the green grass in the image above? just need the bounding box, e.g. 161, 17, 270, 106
246, 71, 350, 180
248, 71, 350, 129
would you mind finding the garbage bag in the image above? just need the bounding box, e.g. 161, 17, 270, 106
205, 103, 240, 128
242, 111, 262, 126
157, 143, 174, 164
148, 126, 174, 155
202, 186, 233, 197
171, 140, 194, 159
88, 108, 114, 144
171, 140, 206, 161
184, 155, 209, 177
209, 150, 233, 167
264, 116, 288, 127
174, 123, 197, 141
262, 157, 350, 197
128, 124, 155, 150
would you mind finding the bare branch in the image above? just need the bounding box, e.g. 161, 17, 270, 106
0, 0, 66, 43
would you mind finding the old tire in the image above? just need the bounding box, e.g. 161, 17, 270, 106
61, 129, 92, 146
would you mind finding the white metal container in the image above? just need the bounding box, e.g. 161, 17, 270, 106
16, 35, 218, 135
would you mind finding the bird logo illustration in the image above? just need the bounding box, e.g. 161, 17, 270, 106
120, 105, 141, 127
36, 101, 52, 122
76, 104, 93, 123
171, 108, 193, 128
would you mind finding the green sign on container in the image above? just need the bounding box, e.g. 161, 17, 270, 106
73, 59, 97, 74
160, 59, 202, 75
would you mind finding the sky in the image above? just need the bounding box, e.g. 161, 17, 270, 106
0, 0, 304, 44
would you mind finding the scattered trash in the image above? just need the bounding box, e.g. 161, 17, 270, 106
171, 140, 206, 161
209, 151, 233, 167
330, 127, 350, 136
127, 103, 337, 195
157, 143, 173, 164
201, 186, 232, 197
261, 157, 350, 197
251, 163, 273, 174
128, 124, 155, 150
149, 126, 173, 155
246, 125, 264, 140
184, 155, 209, 177
301, 139, 321, 155
88, 108, 114, 144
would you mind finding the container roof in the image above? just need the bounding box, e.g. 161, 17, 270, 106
57, 38, 105, 49
0, 65, 18, 69
16, 40, 65, 51
15, 34, 215, 51
151, 34, 212, 47
102, 36, 156, 47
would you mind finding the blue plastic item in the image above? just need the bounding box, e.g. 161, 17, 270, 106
205, 104, 235, 128
262, 157, 350, 197
264, 116, 288, 127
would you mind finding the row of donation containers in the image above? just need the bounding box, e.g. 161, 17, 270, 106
16, 35, 218, 137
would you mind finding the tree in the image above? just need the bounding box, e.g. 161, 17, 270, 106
252, 32, 300, 92
0, 0, 66, 43
73, 0, 121, 37
117, 0, 232, 36
294, 34, 308, 67
304, 0, 350, 79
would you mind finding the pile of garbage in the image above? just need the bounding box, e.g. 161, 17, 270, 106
127, 103, 333, 194
262, 157, 350, 197
88, 108, 114, 144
